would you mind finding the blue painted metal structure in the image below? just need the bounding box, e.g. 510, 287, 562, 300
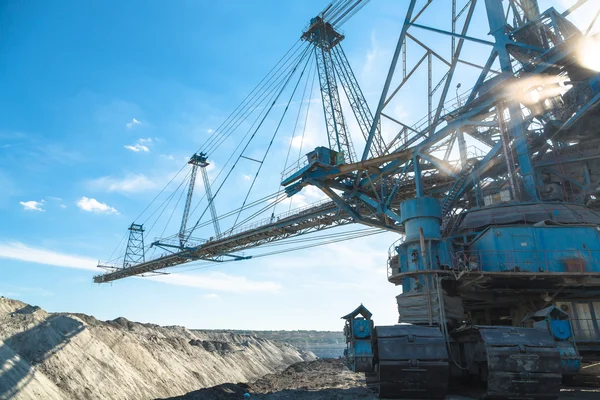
94, 1, 600, 396
342, 304, 374, 373
523, 305, 582, 376
301, 6, 386, 162
304, 15, 357, 163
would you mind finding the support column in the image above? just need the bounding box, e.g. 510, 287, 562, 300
414, 155, 424, 197
485, 0, 539, 201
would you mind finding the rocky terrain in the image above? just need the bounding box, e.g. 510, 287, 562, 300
198, 330, 346, 359
167, 358, 600, 400
163, 359, 369, 400
1, 295, 597, 400
0, 297, 314, 400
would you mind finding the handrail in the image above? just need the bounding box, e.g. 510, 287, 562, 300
281, 155, 310, 181
220, 199, 335, 239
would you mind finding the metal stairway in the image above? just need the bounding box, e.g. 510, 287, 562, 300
440, 165, 473, 217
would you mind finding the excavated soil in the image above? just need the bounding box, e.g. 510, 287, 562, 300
0, 297, 314, 400
1, 296, 597, 400
166, 358, 600, 400
163, 359, 372, 399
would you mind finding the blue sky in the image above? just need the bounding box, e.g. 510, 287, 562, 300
0, 0, 597, 330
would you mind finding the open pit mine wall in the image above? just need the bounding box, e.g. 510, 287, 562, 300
0, 297, 316, 400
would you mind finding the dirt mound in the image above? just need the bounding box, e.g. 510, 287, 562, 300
166, 383, 253, 400
0, 296, 314, 400
189, 339, 241, 353
251, 359, 362, 393
167, 358, 600, 400
165, 358, 373, 400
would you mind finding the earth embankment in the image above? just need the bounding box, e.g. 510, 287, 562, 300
0, 297, 314, 400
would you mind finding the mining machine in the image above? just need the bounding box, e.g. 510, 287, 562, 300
94, 0, 600, 398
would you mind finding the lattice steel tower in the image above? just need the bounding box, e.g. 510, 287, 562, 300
123, 223, 145, 268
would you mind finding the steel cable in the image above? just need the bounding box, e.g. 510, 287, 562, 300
186, 46, 312, 240
228, 49, 314, 232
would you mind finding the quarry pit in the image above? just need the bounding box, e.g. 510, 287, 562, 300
0, 296, 598, 400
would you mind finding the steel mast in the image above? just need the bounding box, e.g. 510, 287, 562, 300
179, 153, 220, 246
301, 1, 386, 162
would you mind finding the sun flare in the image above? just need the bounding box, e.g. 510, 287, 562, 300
578, 36, 600, 72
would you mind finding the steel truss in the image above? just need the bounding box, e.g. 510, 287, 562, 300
94, 0, 600, 283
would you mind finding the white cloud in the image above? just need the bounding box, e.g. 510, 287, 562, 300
124, 144, 150, 152
362, 30, 381, 80
76, 197, 118, 214
290, 135, 308, 149
0, 242, 280, 294
207, 129, 214, 134
126, 118, 142, 128
125, 138, 153, 153
147, 272, 281, 294
89, 173, 161, 194
288, 185, 327, 208
59, 204, 67, 209
289, 104, 322, 151
0, 242, 98, 271
203, 293, 221, 299
19, 200, 45, 212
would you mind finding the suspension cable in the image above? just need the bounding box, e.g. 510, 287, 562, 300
167, 227, 384, 274
273, 56, 315, 217
176, 189, 286, 237
198, 40, 304, 153
186, 45, 312, 240
158, 177, 189, 240
332, 0, 371, 27
257, 227, 379, 247
184, 46, 311, 230
144, 169, 192, 241
228, 49, 314, 232
123, 42, 308, 251
184, 70, 293, 236
289, 62, 318, 212
137, 163, 189, 225
224, 193, 289, 233
203, 43, 309, 155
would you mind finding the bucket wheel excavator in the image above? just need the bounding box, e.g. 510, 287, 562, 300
94, 1, 600, 398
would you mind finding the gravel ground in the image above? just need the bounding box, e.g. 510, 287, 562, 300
164, 359, 600, 400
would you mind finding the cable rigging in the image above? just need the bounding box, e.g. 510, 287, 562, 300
96, 0, 385, 281
166, 226, 384, 275
227, 49, 314, 233
198, 40, 305, 153
181, 45, 312, 230
185, 45, 313, 241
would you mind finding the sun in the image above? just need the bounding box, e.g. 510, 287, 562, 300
577, 36, 600, 72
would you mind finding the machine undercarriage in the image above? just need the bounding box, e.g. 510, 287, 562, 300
343, 198, 600, 399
